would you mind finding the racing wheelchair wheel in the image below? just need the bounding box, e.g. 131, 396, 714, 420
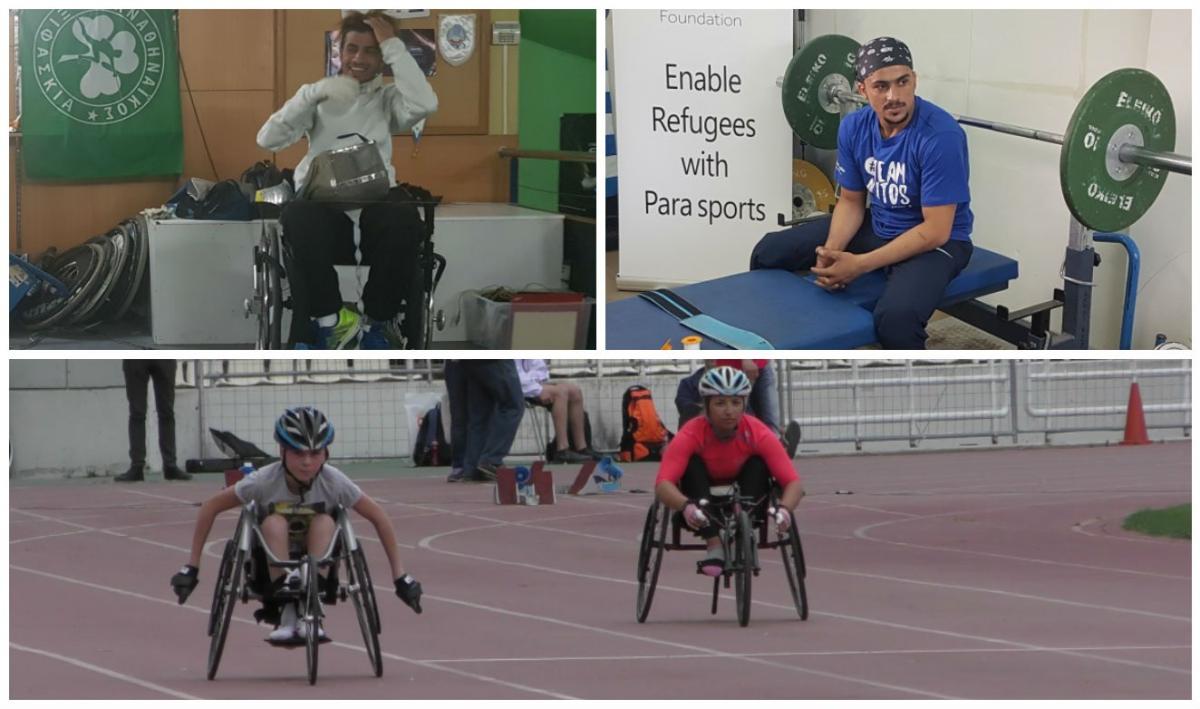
733, 509, 755, 627
778, 511, 809, 620
635, 501, 668, 623
348, 545, 383, 676
303, 558, 322, 685
207, 536, 246, 680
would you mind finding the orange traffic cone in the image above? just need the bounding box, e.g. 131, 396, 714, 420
1120, 382, 1151, 445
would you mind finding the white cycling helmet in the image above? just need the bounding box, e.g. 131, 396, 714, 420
698, 366, 752, 398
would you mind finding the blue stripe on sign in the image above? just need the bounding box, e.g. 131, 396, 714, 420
606, 134, 616, 156
605, 92, 612, 114
606, 175, 618, 198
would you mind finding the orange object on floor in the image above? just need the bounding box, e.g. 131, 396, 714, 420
1120, 382, 1151, 445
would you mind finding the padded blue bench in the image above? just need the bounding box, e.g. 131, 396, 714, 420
606, 247, 1019, 349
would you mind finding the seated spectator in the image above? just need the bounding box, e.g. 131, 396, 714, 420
517, 360, 595, 463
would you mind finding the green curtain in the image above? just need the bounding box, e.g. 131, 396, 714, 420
19, 9, 182, 180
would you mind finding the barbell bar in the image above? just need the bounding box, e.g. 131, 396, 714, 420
780, 34, 1191, 232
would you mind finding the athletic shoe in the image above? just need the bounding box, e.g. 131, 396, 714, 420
475, 462, 499, 482
315, 307, 362, 350
297, 619, 330, 643
446, 467, 467, 483
782, 420, 801, 459
162, 465, 192, 481
266, 603, 299, 644
359, 320, 392, 350
697, 547, 726, 578
549, 449, 591, 464
113, 466, 144, 482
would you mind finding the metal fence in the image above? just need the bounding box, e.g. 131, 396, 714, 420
189, 359, 1190, 460
781, 359, 1191, 449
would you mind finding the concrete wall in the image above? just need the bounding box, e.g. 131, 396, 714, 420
803, 9, 1192, 348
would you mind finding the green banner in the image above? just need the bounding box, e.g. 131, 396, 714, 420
19, 9, 182, 181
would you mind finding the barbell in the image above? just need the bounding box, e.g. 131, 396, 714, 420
780, 34, 1191, 232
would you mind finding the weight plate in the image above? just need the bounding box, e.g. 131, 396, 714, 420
781, 34, 860, 149
792, 159, 835, 219
1060, 68, 1175, 232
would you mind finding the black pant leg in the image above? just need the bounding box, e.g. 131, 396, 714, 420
358, 200, 425, 323
148, 360, 178, 467
736, 456, 773, 518
122, 361, 150, 468
280, 200, 355, 320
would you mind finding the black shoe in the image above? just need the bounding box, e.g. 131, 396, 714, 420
549, 449, 590, 464
782, 421, 801, 459
475, 463, 498, 482
114, 467, 144, 482
163, 465, 192, 481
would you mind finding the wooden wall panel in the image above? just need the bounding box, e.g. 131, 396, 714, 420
180, 91, 276, 181
15, 179, 174, 255
393, 133, 515, 203
178, 10, 274, 91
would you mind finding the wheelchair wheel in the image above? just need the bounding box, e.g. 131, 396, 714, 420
348, 546, 383, 677
635, 501, 668, 623
207, 539, 245, 680
733, 510, 754, 627
779, 515, 809, 620
250, 228, 283, 350
304, 559, 321, 685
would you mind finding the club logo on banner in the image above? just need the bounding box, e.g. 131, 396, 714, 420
33, 10, 166, 125
20, 9, 182, 181
438, 14, 476, 67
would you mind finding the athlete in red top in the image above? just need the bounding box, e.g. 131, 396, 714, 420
655, 366, 804, 576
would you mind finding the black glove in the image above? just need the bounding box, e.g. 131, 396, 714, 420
395, 574, 423, 614
171, 565, 199, 605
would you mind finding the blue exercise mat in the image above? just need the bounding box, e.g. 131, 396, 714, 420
606, 247, 1018, 350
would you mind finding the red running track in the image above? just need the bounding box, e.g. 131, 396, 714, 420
9, 442, 1190, 699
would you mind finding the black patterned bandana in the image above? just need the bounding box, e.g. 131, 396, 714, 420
855, 37, 914, 82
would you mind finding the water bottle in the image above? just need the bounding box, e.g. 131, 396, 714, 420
240, 461, 256, 477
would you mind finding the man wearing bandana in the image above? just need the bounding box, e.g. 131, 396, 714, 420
751, 37, 973, 349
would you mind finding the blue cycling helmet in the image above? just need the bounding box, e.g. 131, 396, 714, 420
698, 366, 752, 398
274, 406, 335, 451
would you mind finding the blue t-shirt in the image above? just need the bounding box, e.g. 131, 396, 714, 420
835, 96, 973, 242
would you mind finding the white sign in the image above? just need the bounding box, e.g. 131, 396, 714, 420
612, 9, 792, 288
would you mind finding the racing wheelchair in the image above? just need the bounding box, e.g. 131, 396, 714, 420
207, 501, 383, 684
245, 183, 447, 350
635, 483, 808, 627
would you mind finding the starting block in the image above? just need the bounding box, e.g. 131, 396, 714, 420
563, 457, 625, 496
494, 462, 556, 505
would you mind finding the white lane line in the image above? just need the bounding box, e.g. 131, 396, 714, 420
10, 565, 574, 700
429, 644, 1193, 663
118, 488, 201, 505
11, 508, 190, 554
417, 524, 1190, 677
13, 519, 196, 545
852, 495, 1190, 580
11, 642, 201, 699
1071, 518, 1187, 545
420, 588, 957, 699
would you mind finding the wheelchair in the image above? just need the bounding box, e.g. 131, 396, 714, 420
245, 185, 447, 350
207, 501, 383, 684
635, 483, 808, 627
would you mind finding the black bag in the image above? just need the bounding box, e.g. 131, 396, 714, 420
412, 404, 450, 466
172, 179, 256, 221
